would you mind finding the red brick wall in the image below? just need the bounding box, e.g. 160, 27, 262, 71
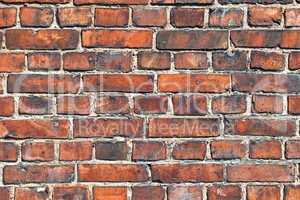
0, 0, 300, 199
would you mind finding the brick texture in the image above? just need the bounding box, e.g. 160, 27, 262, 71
0, 1, 299, 199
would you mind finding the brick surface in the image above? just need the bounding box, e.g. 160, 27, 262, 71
0, 1, 299, 200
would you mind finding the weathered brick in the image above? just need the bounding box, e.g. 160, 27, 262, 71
19, 96, 52, 115
15, 187, 49, 200
0, 53, 25, 72
74, 0, 148, 4
132, 186, 165, 200
171, 8, 204, 27
0, 187, 10, 200
93, 187, 127, 200
53, 186, 90, 200
0, 142, 17, 161
82, 30, 153, 48
4, 165, 74, 184
134, 95, 168, 114
60, 141, 93, 161
252, 95, 283, 113
28, 52, 60, 70
212, 51, 248, 71
289, 52, 300, 70
286, 140, 300, 159
248, 7, 282, 26
0, 119, 69, 139
225, 118, 296, 136
172, 141, 206, 160
211, 140, 247, 159
247, 185, 280, 200
158, 74, 230, 93
6, 29, 79, 50
212, 95, 246, 114
0, 8, 16, 28
285, 8, 300, 27
133, 8, 167, 27
74, 118, 144, 138
20, 7, 53, 27
251, 51, 285, 71
157, 30, 228, 50
95, 8, 129, 27
95, 96, 130, 114
137, 51, 171, 70
58, 7, 92, 27
208, 185, 242, 200
285, 185, 300, 200
22, 142, 54, 161
149, 118, 220, 137
95, 142, 128, 160
227, 164, 294, 182
288, 96, 300, 114
78, 164, 149, 182
168, 185, 203, 200
172, 95, 207, 115
57, 96, 90, 115
209, 8, 243, 27
152, 164, 224, 183
174, 52, 208, 70
0, 97, 14, 116
132, 141, 167, 161
249, 140, 282, 159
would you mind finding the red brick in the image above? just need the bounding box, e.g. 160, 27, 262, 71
95, 96, 130, 114
93, 187, 127, 200
53, 186, 90, 200
171, 8, 204, 27
78, 164, 149, 182
225, 118, 296, 136
168, 185, 203, 200
134, 95, 168, 114
286, 140, 300, 159
7, 74, 80, 94
152, 164, 224, 183
208, 185, 242, 200
0, 119, 69, 139
209, 8, 243, 27
22, 142, 54, 161
0, 53, 25, 72
63, 52, 95, 71
232, 73, 300, 93
0, 8, 16, 28
74, 118, 144, 138
157, 30, 228, 50
83, 74, 153, 92
57, 96, 90, 115
172, 95, 207, 115
212, 95, 246, 114
74, 0, 148, 4
288, 96, 300, 114
0, 76, 3, 94
172, 141, 206, 160
96, 52, 132, 72
247, 185, 280, 200
212, 51, 247, 71
251, 51, 284, 71
132, 186, 165, 200
132, 141, 167, 161
20, 7, 53, 27
0, 142, 17, 161
58, 7, 92, 27
0, 0, 70, 3
289, 52, 300, 70
281, 30, 300, 48
0, 187, 10, 200
137, 51, 171, 70
95, 8, 128, 27
6, 29, 79, 50
285, 8, 300, 27
0, 97, 14, 116
60, 141, 92, 161
4, 165, 74, 184
174, 52, 208, 70
95, 142, 128, 160
15, 187, 49, 200
149, 118, 220, 137
28, 52, 60, 70
285, 185, 300, 200
82, 29, 153, 48
250, 140, 282, 159
133, 8, 167, 27
158, 74, 230, 93
19, 96, 52, 115
211, 140, 246, 159
152, 0, 214, 4
227, 164, 294, 182
252, 95, 283, 113
248, 7, 282, 26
